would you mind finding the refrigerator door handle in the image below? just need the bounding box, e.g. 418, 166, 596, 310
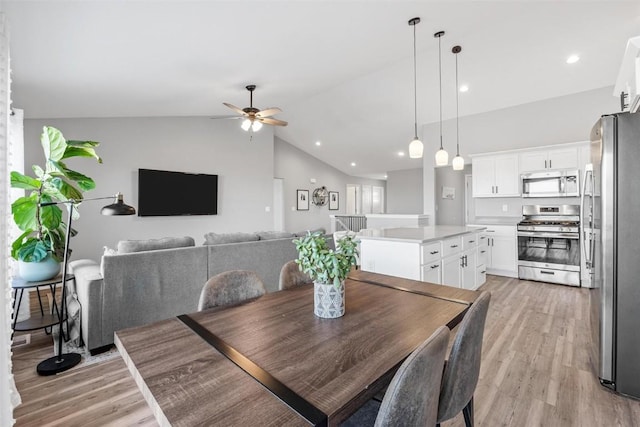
581, 164, 594, 267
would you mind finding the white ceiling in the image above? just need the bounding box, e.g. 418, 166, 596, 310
3, 1, 639, 178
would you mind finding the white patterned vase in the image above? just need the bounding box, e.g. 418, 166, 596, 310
314, 281, 345, 318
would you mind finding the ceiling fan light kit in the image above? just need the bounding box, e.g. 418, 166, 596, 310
452, 45, 464, 171
434, 30, 449, 166
408, 17, 423, 159
222, 84, 287, 133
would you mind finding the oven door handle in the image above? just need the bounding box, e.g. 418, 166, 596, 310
517, 231, 579, 239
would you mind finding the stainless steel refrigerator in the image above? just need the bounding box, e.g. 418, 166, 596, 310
585, 111, 640, 398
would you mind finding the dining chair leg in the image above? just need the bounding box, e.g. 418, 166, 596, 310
462, 396, 474, 427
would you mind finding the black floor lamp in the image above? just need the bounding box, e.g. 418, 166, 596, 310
36, 193, 135, 376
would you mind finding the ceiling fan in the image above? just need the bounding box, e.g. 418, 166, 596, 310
221, 85, 288, 132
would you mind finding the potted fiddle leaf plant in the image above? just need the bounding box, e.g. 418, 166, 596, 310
10, 126, 101, 281
293, 230, 358, 318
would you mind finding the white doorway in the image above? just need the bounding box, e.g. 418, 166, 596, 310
273, 178, 284, 231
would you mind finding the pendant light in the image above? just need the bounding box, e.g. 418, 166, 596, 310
408, 17, 423, 159
434, 31, 448, 166
452, 45, 464, 171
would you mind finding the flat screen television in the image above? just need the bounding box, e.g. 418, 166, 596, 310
138, 168, 218, 216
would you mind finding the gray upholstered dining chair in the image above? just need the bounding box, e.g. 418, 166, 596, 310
278, 260, 313, 290
437, 291, 492, 427
341, 325, 450, 427
197, 270, 266, 311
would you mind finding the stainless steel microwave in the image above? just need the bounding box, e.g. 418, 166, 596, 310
521, 169, 580, 198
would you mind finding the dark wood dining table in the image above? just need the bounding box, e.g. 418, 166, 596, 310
115, 270, 479, 427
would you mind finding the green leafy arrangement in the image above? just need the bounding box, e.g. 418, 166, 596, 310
10, 126, 101, 262
293, 231, 359, 287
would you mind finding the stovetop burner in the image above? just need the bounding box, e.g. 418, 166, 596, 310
519, 219, 580, 226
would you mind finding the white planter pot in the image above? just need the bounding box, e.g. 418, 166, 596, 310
314, 281, 345, 318
18, 255, 61, 282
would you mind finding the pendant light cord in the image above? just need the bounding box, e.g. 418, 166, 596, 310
438, 34, 443, 150
413, 23, 418, 139
455, 50, 460, 156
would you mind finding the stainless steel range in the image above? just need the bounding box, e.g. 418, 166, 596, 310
517, 205, 581, 286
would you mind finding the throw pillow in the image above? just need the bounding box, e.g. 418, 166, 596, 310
203, 232, 260, 245
117, 236, 196, 254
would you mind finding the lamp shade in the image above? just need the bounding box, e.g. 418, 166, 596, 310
409, 138, 423, 158
435, 148, 449, 166
101, 193, 136, 216
452, 154, 465, 170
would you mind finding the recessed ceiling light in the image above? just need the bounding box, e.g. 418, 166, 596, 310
398, 151, 405, 157
384, 175, 388, 179
459, 85, 469, 92
315, 141, 321, 146
350, 162, 356, 167
566, 55, 580, 64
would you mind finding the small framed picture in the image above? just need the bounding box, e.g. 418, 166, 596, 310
329, 191, 339, 210
297, 189, 309, 211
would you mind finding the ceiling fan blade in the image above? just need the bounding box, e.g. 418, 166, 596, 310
256, 107, 282, 118
223, 102, 248, 116
210, 115, 243, 120
259, 117, 288, 127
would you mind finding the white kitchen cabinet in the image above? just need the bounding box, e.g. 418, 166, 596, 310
442, 248, 476, 290
442, 254, 462, 287
422, 261, 442, 284
519, 147, 578, 173
472, 154, 519, 197
474, 225, 518, 277
614, 36, 640, 113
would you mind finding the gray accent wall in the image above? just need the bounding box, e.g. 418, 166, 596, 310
274, 137, 385, 232
385, 168, 423, 214
435, 164, 471, 225
24, 117, 275, 262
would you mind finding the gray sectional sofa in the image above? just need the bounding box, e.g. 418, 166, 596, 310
69, 231, 325, 353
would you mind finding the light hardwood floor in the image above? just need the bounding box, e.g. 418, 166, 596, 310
12, 275, 640, 426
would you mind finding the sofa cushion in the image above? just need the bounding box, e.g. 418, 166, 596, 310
257, 231, 294, 240
203, 232, 259, 245
293, 228, 326, 237
117, 236, 195, 254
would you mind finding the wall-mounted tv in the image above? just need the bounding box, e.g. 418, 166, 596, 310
138, 168, 218, 216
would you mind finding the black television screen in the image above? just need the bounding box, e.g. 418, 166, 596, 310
138, 168, 218, 216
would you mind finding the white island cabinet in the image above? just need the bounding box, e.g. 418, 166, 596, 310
358, 226, 486, 290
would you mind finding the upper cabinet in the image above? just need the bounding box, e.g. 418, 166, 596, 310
472, 154, 519, 197
519, 147, 578, 173
614, 36, 640, 113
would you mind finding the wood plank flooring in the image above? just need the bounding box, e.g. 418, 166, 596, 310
12, 275, 640, 426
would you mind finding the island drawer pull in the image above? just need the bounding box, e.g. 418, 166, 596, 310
450, 244, 458, 248
430, 250, 439, 255
430, 264, 439, 269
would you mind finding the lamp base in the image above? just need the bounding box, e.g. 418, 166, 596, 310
36, 352, 82, 376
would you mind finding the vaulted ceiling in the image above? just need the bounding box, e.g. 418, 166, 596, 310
4, 1, 639, 178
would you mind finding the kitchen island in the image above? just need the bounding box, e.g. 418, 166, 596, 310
358, 226, 486, 290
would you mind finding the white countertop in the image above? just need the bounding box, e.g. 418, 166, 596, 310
358, 225, 486, 244
365, 214, 429, 218
467, 216, 521, 226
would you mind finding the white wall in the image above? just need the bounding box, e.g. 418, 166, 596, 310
274, 137, 385, 232
385, 168, 423, 214
23, 117, 275, 262
423, 86, 619, 215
